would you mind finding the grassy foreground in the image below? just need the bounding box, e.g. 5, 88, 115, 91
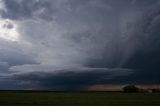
0, 92, 160, 106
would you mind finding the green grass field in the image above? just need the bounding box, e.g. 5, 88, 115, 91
0, 92, 160, 106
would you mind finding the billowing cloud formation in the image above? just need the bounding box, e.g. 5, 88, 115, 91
0, 0, 160, 90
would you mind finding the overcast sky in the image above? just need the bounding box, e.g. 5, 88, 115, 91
0, 0, 160, 90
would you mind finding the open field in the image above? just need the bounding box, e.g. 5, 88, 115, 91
0, 92, 160, 106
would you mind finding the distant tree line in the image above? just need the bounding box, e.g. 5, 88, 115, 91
122, 85, 160, 93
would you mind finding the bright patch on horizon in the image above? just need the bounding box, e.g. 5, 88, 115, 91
0, 19, 20, 42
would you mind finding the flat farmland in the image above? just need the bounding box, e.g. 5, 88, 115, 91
0, 92, 160, 106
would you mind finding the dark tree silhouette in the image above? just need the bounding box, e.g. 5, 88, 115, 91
123, 85, 139, 93
151, 88, 160, 93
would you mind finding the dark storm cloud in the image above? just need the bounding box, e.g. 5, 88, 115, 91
121, 2, 160, 83
3, 0, 121, 67
3, 68, 132, 90
0, 0, 160, 90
